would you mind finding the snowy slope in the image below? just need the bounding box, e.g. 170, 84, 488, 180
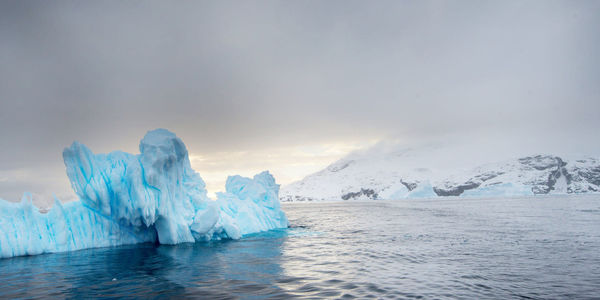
280, 142, 600, 202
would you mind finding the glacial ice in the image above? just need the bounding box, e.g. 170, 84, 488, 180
0, 129, 288, 258
461, 183, 533, 198
406, 182, 438, 199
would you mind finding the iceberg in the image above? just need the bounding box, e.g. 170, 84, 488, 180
0, 129, 288, 258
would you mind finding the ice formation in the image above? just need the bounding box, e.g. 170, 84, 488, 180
0, 129, 288, 258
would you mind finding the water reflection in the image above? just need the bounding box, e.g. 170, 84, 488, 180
0, 230, 291, 299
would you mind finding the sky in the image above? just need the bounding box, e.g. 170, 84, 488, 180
1, 0, 599, 206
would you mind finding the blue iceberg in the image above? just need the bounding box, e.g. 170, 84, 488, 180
0, 129, 288, 258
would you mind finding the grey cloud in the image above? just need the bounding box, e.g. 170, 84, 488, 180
1, 0, 599, 203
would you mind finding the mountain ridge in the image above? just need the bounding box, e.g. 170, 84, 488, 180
280, 149, 600, 202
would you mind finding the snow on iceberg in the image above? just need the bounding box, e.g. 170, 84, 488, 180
0, 129, 288, 258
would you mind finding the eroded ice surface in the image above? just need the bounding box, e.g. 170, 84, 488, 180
0, 129, 288, 258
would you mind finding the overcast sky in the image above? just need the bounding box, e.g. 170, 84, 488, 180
1, 0, 599, 205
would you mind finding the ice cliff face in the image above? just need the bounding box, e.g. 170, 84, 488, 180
281, 147, 600, 202
0, 129, 288, 258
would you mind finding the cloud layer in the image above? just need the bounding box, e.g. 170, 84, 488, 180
1, 1, 598, 205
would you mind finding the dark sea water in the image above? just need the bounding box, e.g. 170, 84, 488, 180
1, 196, 599, 299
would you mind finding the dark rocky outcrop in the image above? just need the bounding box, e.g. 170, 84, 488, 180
519, 155, 562, 171
579, 166, 600, 186
433, 181, 480, 196
528, 156, 571, 194
341, 188, 378, 200
432, 171, 502, 196
400, 180, 418, 191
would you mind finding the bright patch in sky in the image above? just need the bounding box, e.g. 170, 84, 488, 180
190, 140, 377, 198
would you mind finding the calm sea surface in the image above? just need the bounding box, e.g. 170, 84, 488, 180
1, 196, 599, 299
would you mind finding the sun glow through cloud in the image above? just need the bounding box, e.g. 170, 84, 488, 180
189, 139, 378, 198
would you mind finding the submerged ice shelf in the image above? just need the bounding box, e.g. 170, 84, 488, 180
0, 129, 288, 258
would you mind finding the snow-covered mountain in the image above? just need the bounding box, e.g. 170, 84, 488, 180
280, 142, 600, 202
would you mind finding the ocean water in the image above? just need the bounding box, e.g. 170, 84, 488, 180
1, 195, 599, 299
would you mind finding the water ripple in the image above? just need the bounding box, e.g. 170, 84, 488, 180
1, 196, 599, 299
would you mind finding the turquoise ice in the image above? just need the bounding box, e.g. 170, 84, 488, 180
0, 129, 288, 258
